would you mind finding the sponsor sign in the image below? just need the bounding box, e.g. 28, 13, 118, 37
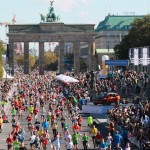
105, 60, 129, 66
82, 105, 114, 114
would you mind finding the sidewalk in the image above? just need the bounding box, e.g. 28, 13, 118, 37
0, 82, 18, 150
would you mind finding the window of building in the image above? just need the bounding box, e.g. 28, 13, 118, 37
106, 25, 110, 29
124, 25, 131, 30
106, 32, 111, 37
124, 25, 128, 30
116, 25, 120, 30
128, 25, 132, 29
114, 32, 118, 42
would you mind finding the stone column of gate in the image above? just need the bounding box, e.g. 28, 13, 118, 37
88, 41, 94, 71
24, 42, 29, 74
39, 42, 45, 75
73, 41, 80, 74
58, 41, 65, 74
8, 42, 14, 75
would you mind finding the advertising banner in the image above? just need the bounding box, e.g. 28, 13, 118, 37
133, 48, 139, 65
105, 60, 129, 66
82, 105, 114, 114
129, 47, 150, 66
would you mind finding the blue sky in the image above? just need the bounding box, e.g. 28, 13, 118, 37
0, 0, 150, 42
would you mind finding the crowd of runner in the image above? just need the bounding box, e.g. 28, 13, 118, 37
0, 70, 149, 150
0, 72, 92, 150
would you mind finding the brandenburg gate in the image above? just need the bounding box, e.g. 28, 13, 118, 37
7, 1, 96, 75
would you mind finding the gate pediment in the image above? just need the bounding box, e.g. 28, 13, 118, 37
39, 23, 95, 33
8, 23, 95, 34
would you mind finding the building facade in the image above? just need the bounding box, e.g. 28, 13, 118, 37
79, 15, 144, 70
95, 15, 144, 49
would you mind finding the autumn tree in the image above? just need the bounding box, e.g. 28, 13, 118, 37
0, 41, 5, 79
44, 51, 58, 69
15, 54, 36, 69
114, 15, 150, 59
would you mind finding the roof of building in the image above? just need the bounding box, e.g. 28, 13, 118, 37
95, 15, 144, 32
96, 49, 114, 54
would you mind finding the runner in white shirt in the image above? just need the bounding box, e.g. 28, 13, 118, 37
52, 136, 61, 150
64, 131, 72, 142
106, 133, 113, 150
124, 143, 131, 150
29, 132, 36, 150
66, 138, 73, 150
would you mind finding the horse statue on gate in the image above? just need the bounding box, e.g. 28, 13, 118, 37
56, 15, 60, 22
40, 13, 45, 22
39, 1, 61, 23
46, 4, 56, 22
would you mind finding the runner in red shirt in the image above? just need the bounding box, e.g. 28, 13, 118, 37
41, 130, 49, 149
29, 124, 37, 133
73, 122, 81, 132
14, 122, 21, 133
95, 131, 103, 147
77, 115, 83, 131
33, 105, 39, 119
26, 114, 33, 129
55, 107, 61, 118
6, 134, 14, 150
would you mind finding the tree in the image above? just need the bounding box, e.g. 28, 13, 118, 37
80, 58, 87, 71
15, 54, 36, 69
15, 55, 24, 66
48, 61, 58, 71
44, 51, 58, 69
65, 53, 88, 71
29, 55, 36, 68
0, 41, 5, 79
114, 15, 150, 59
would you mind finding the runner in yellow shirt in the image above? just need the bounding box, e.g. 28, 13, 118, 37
0, 116, 3, 133
38, 127, 44, 137
90, 125, 98, 148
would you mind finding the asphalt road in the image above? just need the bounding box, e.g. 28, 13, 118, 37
0, 83, 105, 150
0, 83, 18, 149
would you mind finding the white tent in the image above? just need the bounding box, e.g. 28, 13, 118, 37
55, 74, 79, 83
2, 67, 14, 80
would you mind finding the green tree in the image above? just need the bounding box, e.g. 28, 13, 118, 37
80, 58, 87, 71
44, 51, 58, 69
0, 41, 5, 79
114, 15, 150, 59
65, 53, 88, 71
